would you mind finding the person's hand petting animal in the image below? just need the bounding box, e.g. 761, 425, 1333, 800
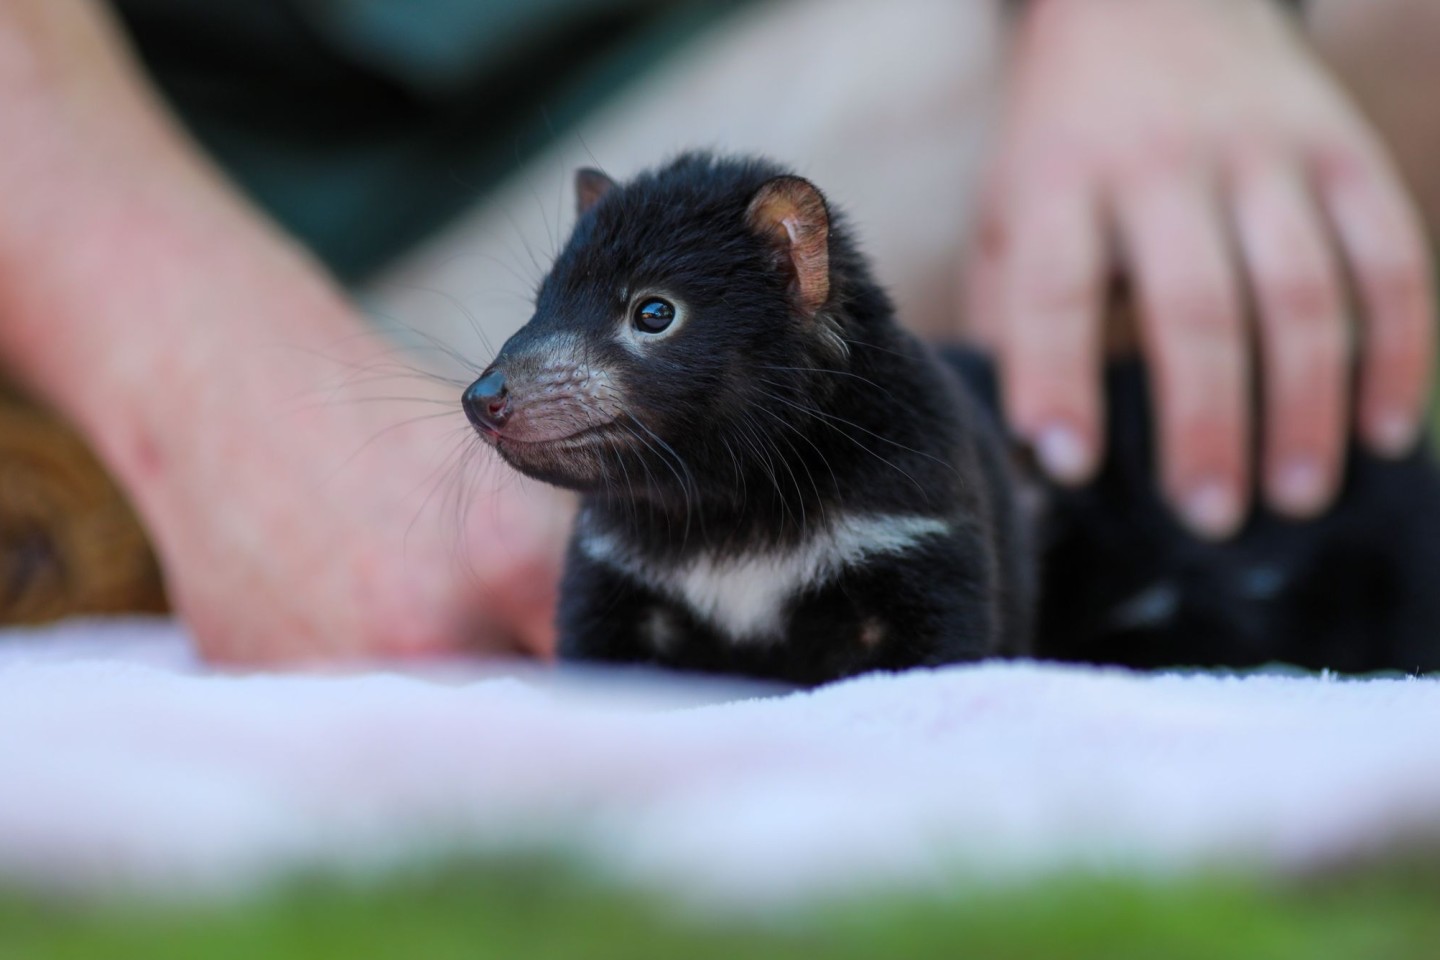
3, 0, 1436, 667
969, 0, 1436, 538
0, 0, 569, 662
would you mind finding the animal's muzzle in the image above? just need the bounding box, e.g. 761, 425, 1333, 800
462, 369, 510, 434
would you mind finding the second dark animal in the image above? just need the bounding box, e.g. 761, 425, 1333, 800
947, 352, 1440, 675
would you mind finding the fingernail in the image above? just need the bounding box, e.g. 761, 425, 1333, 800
1034, 424, 1092, 484
1182, 478, 1245, 540
1271, 456, 1329, 517
1369, 410, 1420, 457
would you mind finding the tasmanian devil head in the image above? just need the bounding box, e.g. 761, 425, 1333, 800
463, 153, 884, 503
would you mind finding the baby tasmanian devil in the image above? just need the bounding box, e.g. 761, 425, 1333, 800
463, 153, 1032, 685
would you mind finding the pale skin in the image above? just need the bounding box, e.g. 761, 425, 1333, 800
0, 0, 1435, 662
969, 0, 1437, 538
0, 0, 571, 662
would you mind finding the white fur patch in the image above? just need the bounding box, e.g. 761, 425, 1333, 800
580, 514, 950, 643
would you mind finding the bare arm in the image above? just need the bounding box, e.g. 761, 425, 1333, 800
0, 0, 569, 662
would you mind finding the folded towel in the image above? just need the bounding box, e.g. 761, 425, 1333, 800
2, 618, 1438, 905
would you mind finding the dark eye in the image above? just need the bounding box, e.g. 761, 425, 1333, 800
632, 298, 676, 334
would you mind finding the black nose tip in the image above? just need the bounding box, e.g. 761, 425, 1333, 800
463, 369, 510, 433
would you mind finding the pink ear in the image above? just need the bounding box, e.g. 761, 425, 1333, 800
575, 168, 617, 217
745, 176, 830, 316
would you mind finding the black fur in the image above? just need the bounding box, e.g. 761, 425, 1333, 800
946, 348, 1440, 674
469, 153, 1033, 685
467, 150, 1440, 682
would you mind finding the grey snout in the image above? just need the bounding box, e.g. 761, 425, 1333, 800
463, 368, 510, 434
462, 332, 625, 446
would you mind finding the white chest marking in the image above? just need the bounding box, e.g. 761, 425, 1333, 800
580, 514, 951, 643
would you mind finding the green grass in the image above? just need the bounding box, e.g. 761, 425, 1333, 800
3, 857, 1440, 960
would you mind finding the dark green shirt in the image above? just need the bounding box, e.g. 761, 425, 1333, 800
115, 0, 743, 282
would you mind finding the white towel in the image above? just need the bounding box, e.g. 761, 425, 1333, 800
2, 617, 1438, 905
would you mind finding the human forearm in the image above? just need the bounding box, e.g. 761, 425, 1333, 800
0, 0, 573, 664
0, 0, 359, 476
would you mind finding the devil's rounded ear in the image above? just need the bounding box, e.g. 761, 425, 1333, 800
575, 168, 617, 217
745, 175, 830, 316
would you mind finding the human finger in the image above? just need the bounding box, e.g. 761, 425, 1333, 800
1230, 156, 1349, 517
998, 167, 1107, 484
1319, 146, 1436, 456
1118, 169, 1251, 538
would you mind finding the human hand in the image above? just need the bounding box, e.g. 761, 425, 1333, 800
968, 0, 1435, 537
138, 338, 573, 664
0, 0, 569, 663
